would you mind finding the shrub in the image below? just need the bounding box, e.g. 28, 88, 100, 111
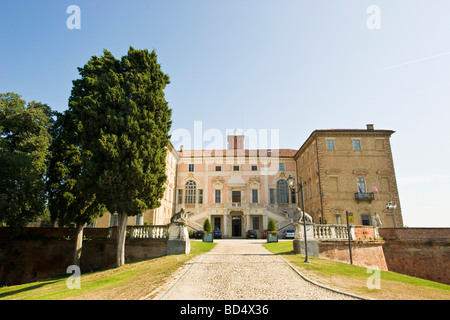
268, 218, 276, 232
203, 218, 212, 232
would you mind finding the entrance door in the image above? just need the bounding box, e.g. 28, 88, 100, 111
232, 216, 242, 237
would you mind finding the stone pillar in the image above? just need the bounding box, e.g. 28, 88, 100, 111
293, 222, 318, 257
167, 222, 190, 255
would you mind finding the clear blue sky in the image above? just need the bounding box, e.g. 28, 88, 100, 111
1, 0, 449, 227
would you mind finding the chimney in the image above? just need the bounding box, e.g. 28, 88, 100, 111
227, 130, 244, 150
366, 124, 374, 131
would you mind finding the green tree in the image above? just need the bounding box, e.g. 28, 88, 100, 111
0, 93, 52, 227
46, 110, 106, 266
203, 218, 212, 233
69, 47, 172, 266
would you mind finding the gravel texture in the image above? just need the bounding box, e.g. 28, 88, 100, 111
157, 239, 357, 300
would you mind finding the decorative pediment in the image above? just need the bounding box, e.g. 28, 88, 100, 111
211, 176, 225, 187
352, 168, 368, 176
248, 176, 261, 188
326, 168, 341, 175
376, 169, 391, 176
278, 172, 287, 179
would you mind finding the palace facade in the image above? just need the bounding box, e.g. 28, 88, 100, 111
94, 124, 403, 237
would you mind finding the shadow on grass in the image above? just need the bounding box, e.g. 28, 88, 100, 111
0, 280, 60, 299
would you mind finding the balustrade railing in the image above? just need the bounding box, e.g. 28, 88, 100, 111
313, 224, 350, 240
127, 225, 168, 240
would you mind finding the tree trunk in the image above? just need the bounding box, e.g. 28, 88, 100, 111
74, 222, 86, 267
116, 212, 128, 267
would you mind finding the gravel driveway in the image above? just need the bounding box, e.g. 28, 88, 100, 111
156, 239, 357, 300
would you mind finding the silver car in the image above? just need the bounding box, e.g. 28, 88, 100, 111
283, 229, 295, 239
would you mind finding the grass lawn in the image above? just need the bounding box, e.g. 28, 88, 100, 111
264, 241, 450, 300
0, 240, 216, 300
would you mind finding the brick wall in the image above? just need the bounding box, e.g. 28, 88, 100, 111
379, 228, 450, 242
0, 228, 167, 286
379, 228, 450, 285
318, 241, 388, 270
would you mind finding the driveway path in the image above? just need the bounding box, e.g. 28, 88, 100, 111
155, 239, 357, 300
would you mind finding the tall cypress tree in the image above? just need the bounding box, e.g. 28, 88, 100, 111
69, 47, 172, 266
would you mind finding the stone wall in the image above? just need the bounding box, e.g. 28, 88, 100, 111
0, 227, 168, 286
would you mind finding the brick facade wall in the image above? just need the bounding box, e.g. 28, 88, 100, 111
0, 228, 167, 286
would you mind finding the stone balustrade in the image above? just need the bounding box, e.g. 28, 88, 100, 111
314, 224, 350, 240
128, 225, 168, 240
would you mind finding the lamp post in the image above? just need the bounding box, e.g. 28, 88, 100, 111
287, 175, 309, 263
386, 200, 398, 228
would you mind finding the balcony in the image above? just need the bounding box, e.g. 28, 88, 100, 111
354, 192, 375, 202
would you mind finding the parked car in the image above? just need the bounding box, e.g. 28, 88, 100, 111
262, 230, 268, 239
213, 230, 222, 239
246, 230, 257, 239
194, 231, 204, 239
283, 229, 295, 239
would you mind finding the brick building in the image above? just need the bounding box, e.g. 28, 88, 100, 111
294, 124, 402, 228
93, 124, 403, 234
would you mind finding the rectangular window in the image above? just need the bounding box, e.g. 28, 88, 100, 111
177, 189, 183, 204
188, 164, 194, 172
215, 166, 221, 171
232, 191, 241, 203
291, 189, 296, 204
198, 189, 203, 204
326, 139, 335, 150
361, 214, 371, 226
357, 177, 367, 193
269, 188, 275, 204
136, 215, 144, 225
335, 214, 341, 225
252, 189, 258, 203
251, 165, 257, 171
316, 181, 320, 196
353, 139, 361, 150
233, 165, 239, 171
279, 163, 285, 171
215, 190, 221, 203
253, 217, 260, 230
110, 214, 118, 227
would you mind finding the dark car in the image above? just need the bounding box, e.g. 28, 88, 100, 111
194, 231, 203, 239
246, 230, 257, 239
262, 230, 268, 239
213, 230, 222, 239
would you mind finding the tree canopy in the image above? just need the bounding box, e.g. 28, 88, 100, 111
0, 93, 52, 227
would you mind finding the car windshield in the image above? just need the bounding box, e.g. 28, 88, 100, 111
287, 230, 294, 233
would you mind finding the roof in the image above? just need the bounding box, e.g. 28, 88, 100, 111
178, 148, 298, 158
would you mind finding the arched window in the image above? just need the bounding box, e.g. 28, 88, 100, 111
185, 180, 196, 204
277, 179, 289, 204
